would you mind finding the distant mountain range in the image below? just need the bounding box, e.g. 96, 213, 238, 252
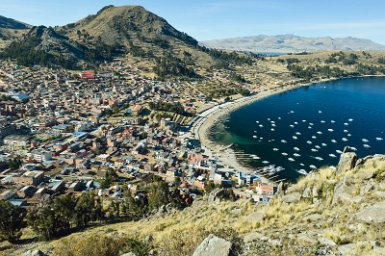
201, 35, 385, 53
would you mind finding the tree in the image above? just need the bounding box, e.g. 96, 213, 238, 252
52, 194, 76, 229
123, 192, 145, 221
0, 200, 25, 243
75, 192, 97, 227
27, 204, 57, 240
148, 181, 171, 211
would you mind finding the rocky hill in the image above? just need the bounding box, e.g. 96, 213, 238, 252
0, 15, 30, 48
7, 152, 385, 256
1, 5, 253, 76
202, 35, 385, 53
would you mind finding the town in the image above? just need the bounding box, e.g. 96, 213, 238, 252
0, 60, 278, 214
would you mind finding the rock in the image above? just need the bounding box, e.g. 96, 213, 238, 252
357, 169, 377, 180
277, 182, 284, 196
312, 185, 321, 198
193, 234, 232, 256
302, 186, 312, 198
296, 233, 317, 246
336, 152, 357, 174
356, 202, 385, 223
208, 189, 225, 203
360, 182, 374, 196
246, 212, 265, 222
120, 253, 136, 256
318, 237, 336, 247
24, 250, 47, 256
306, 213, 322, 222
144, 234, 154, 244
243, 232, 269, 243
282, 192, 301, 203
268, 238, 282, 247
332, 177, 356, 205
338, 243, 355, 255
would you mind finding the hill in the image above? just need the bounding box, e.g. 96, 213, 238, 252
4, 152, 385, 256
1, 5, 256, 76
0, 15, 30, 48
202, 35, 385, 53
0, 15, 30, 30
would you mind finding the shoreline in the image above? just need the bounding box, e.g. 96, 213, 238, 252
191, 75, 385, 179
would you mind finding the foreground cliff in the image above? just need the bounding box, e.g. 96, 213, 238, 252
4, 153, 385, 256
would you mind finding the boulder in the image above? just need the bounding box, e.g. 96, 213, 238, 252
318, 237, 336, 247
332, 177, 356, 205
24, 251, 47, 256
246, 212, 265, 222
282, 192, 301, 203
208, 189, 225, 203
356, 202, 385, 224
193, 234, 232, 256
336, 152, 357, 174
120, 253, 136, 256
302, 186, 312, 198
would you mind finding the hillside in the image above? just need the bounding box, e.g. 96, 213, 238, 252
0, 15, 30, 48
1, 5, 251, 75
202, 35, 385, 53
4, 152, 385, 256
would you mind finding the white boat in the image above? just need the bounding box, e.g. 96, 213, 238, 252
281, 139, 287, 143
312, 135, 317, 139
343, 130, 349, 133
293, 147, 300, 151
317, 131, 323, 135
253, 135, 257, 139
295, 132, 301, 135
318, 110, 323, 114
351, 147, 357, 151
281, 152, 288, 156
342, 138, 348, 142
348, 118, 354, 122
308, 126, 312, 129
273, 148, 279, 151
267, 118, 271, 121
321, 120, 326, 123
290, 125, 294, 128
294, 121, 299, 125
300, 163, 305, 166
256, 121, 259, 123
311, 148, 318, 152
290, 110, 295, 114
315, 157, 324, 161
328, 129, 334, 132
344, 123, 349, 126
262, 160, 270, 164
259, 125, 264, 128
376, 137, 384, 141
307, 140, 312, 145
362, 138, 369, 143
329, 154, 337, 158
302, 120, 307, 123
271, 128, 275, 131
331, 139, 337, 143
292, 136, 298, 140
310, 165, 317, 169
331, 120, 336, 123
363, 144, 371, 148
336, 150, 343, 154
272, 124, 276, 127
278, 117, 282, 120
297, 169, 308, 175
315, 145, 321, 149
309, 123, 314, 126
288, 158, 295, 162
253, 156, 260, 160
293, 153, 301, 157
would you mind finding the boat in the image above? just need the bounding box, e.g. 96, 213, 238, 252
307, 140, 312, 144
278, 117, 282, 120
309, 123, 314, 126
281, 152, 288, 156
310, 165, 317, 169
328, 129, 334, 132
348, 118, 354, 122
262, 160, 270, 164
253, 135, 257, 139
256, 121, 259, 123
317, 131, 323, 135
271, 128, 275, 131
342, 138, 348, 142
259, 124, 264, 127
318, 110, 323, 114
295, 132, 301, 135
273, 148, 279, 151
302, 120, 307, 123
363, 144, 371, 148
376, 137, 384, 141
343, 130, 348, 133
290, 125, 294, 128
329, 154, 337, 158
308, 126, 312, 129
288, 158, 295, 162
331, 139, 337, 143
336, 150, 343, 154
281, 139, 287, 143
322, 143, 327, 147
300, 163, 305, 166
292, 136, 298, 140
311, 148, 318, 152
294, 121, 298, 125
293, 147, 300, 151
331, 120, 336, 123
315, 145, 321, 149
321, 120, 326, 123
344, 123, 349, 126
293, 153, 301, 157
297, 169, 308, 175
272, 124, 276, 127
312, 135, 317, 139
315, 157, 324, 161
362, 138, 369, 143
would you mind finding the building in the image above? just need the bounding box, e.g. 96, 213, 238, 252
3, 135, 30, 147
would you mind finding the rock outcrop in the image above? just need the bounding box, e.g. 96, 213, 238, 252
356, 202, 385, 224
192, 234, 232, 256
336, 152, 357, 174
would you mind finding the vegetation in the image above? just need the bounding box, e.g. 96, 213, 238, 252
0, 200, 25, 243
153, 55, 197, 78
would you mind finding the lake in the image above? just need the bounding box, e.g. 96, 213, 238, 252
210, 77, 385, 181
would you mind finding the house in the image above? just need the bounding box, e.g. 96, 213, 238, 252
3, 135, 30, 147
12, 171, 44, 186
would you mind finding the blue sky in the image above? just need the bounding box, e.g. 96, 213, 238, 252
1, 0, 385, 43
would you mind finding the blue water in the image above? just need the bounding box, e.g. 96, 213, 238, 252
210, 77, 385, 181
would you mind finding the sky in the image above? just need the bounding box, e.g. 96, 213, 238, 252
1, 0, 385, 44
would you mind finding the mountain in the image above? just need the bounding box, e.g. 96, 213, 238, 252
0, 15, 30, 48
2, 5, 253, 75
202, 34, 385, 53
